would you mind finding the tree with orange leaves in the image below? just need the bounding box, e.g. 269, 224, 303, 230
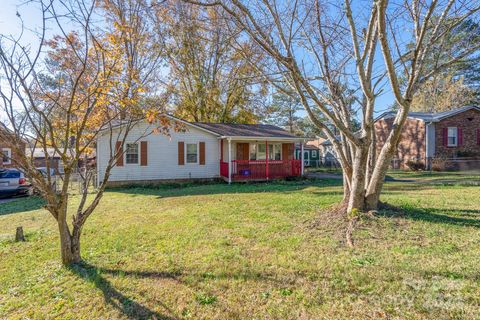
0, 0, 169, 265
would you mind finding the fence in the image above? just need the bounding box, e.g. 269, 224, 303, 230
302, 157, 341, 169
304, 156, 480, 172
51, 169, 98, 194
390, 157, 480, 171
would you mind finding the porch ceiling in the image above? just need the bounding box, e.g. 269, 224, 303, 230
219, 136, 305, 142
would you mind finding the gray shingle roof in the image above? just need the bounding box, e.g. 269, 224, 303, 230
375, 105, 480, 122
192, 122, 299, 138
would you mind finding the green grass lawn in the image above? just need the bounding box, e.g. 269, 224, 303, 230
1, 174, 479, 319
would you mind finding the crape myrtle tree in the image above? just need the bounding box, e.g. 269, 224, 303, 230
0, 0, 169, 265
187, 0, 480, 216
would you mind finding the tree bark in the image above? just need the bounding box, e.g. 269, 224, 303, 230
346, 145, 369, 213
58, 219, 81, 265
15, 227, 25, 242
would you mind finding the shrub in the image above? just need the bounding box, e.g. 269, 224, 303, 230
456, 150, 480, 158
431, 157, 447, 171
406, 160, 424, 171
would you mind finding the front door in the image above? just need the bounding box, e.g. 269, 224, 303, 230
304, 151, 310, 166
236, 143, 250, 160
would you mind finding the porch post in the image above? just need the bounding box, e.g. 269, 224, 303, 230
220, 139, 223, 162
228, 138, 232, 184
301, 143, 304, 176
265, 141, 269, 180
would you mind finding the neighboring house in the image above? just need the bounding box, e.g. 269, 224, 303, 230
25, 148, 65, 174
298, 136, 340, 167
295, 144, 321, 167
96, 115, 305, 185
0, 123, 26, 169
375, 106, 480, 170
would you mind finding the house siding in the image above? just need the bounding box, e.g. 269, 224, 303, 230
97, 122, 220, 183
434, 109, 480, 158
375, 117, 426, 168
0, 130, 26, 169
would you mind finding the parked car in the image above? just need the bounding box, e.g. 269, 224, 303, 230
0, 168, 32, 198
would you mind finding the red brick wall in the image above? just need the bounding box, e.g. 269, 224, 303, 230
435, 109, 480, 158
0, 130, 26, 169
375, 117, 426, 168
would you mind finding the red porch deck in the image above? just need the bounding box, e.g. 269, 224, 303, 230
220, 159, 301, 181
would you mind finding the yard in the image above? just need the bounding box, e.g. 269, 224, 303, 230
0, 172, 479, 319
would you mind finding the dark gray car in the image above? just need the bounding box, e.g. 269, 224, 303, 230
0, 169, 32, 198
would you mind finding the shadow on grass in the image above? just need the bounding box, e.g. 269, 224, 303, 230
107, 179, 343, 199
69, 262, 178, 320
0, 196, 45, 216
379, 203, 480, 228
69, 263, 289, 319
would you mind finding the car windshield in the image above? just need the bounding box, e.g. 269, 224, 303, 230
0, 170, 21, 179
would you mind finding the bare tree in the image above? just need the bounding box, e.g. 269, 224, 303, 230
185, 0, 480, 218
0, 0, 168, 264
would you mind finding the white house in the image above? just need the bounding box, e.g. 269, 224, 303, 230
96, 115, 306, 185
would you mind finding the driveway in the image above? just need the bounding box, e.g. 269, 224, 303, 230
0, 197, 17, 204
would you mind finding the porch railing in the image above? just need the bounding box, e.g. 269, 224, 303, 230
220, 159, 301, 181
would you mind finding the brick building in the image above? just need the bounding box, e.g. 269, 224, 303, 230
375, 106, 480, 170
0, 123, 26, 169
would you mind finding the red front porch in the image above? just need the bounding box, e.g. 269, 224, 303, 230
220, 159, 301, 181
219, 138, 304, 182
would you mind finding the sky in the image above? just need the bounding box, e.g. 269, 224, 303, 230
0, 0, 396, 124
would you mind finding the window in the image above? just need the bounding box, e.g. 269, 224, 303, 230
186, 143, 198, 163
312, 150, 317, 157
1, 148, 11, 165
0, 169, 20, 178
257, 144, 266, 160
249, 143, 281, 160
125, 143, 139, 164
269, 143, 281, 160
448, 127, 458, 147
249, 144, 257, 160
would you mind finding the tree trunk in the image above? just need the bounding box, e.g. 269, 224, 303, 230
58, 219, 81, 265
15, 227, 25, 242
364, 151, 392, 211
346, 145, 369, 213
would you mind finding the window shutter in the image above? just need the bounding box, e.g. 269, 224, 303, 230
140, 141, 148, 166
178, 141, 185, 165
199, 142, 205, 165
115, 141, 123, 167
477, 129, 480, 145
442, 128, 448, 146
458, 128, 463, 146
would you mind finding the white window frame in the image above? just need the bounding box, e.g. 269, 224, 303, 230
249, 143, 282, 161
1, 148, 12, 165
269, 143, 282, 161
185, 142, 199, 164
125, 143, 139, 165
447, 127, 458, 147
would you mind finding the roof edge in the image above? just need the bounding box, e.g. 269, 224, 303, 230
374, 106, 480, 123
